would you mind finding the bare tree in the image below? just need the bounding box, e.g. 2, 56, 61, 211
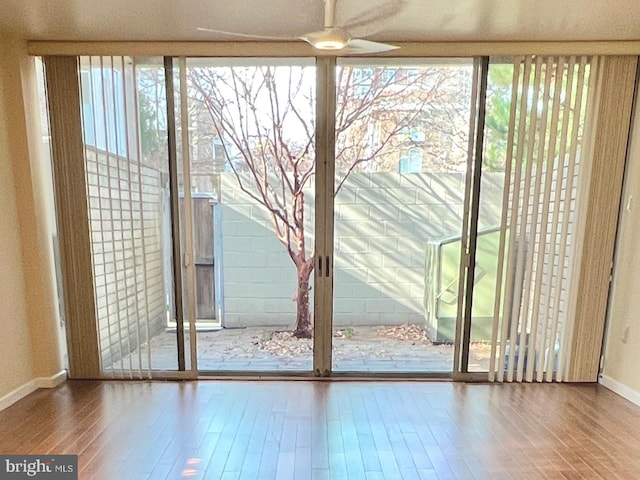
187, 62, 471, 338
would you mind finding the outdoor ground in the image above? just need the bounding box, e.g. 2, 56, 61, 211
108, 324, 492, 374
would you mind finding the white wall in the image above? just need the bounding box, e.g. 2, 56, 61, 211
0, 38, 35, 398
602, 77, 640, 404
0, 36, 64, 408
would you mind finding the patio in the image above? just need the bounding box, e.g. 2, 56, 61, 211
107, 324, 492, 374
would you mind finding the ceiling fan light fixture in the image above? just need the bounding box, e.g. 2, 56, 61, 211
314, 38, 346, 50
307, 28, 351, 50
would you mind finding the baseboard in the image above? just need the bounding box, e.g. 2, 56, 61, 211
0, 380, 37, 412
600, 374, 640, 407
0, 370, 67, 412
35, 370, 67, 389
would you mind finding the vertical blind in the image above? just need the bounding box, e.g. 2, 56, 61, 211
48, 53, 627, 379
79, 56, 173, 378
488, 56, 599, 382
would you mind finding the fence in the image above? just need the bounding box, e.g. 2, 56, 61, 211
86, 147, 169, 368
219, 171, 505, 328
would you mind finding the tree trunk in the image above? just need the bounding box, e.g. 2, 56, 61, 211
292, 259, 314, 338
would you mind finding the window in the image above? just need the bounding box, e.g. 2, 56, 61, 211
398, 148, 423, 172
353, 67, 373, 98
212, 138, 227, 172
400, 122, 426, 143
382, 68, 397, 83
79, 62, 128, 157
405, 68, 420, 83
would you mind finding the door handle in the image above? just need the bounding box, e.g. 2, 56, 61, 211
317, 255, 330, 277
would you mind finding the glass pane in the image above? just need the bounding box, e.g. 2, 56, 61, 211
469, 60, 513, 373
80, 56, 179, 375
333, 59, 475, 373
185, 58, 316, 372
475, 57, 593, 377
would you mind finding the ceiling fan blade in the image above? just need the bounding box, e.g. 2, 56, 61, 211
299, 29, 328, 44
197, 27, 293, 41
340, 39, 400, 55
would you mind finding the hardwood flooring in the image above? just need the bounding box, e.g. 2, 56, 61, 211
1, 381, 640, 479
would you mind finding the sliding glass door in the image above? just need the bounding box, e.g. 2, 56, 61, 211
183, 58, 317, 372
78, 56, 186, 376
331, 59, 476, 373
45, 53, 602, 379
473, 56, 598, 381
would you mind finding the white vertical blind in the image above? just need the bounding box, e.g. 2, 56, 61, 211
489, 55, 598, 382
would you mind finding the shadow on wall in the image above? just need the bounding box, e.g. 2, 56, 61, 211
217, 171, 505, 329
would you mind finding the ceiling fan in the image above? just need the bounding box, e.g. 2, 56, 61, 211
197, 0, 400, 55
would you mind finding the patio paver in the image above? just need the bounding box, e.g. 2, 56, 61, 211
107, 325, 492, 374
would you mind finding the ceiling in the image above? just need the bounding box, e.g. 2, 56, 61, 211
1, 0, 639, 43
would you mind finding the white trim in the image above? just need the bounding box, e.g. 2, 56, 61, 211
0, 370, 67, 412
35, 370, 68, 389
27, 40, 640, 57
600, 374, 640, 407
0, 381, 38, 412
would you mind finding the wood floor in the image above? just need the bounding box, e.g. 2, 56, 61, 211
1, 381, 639, 479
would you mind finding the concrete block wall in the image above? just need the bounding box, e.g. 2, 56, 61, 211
86, 148, 168, 367
334, 172, 504, 326
220, 173, 315, 327
220, 171, 504, 328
